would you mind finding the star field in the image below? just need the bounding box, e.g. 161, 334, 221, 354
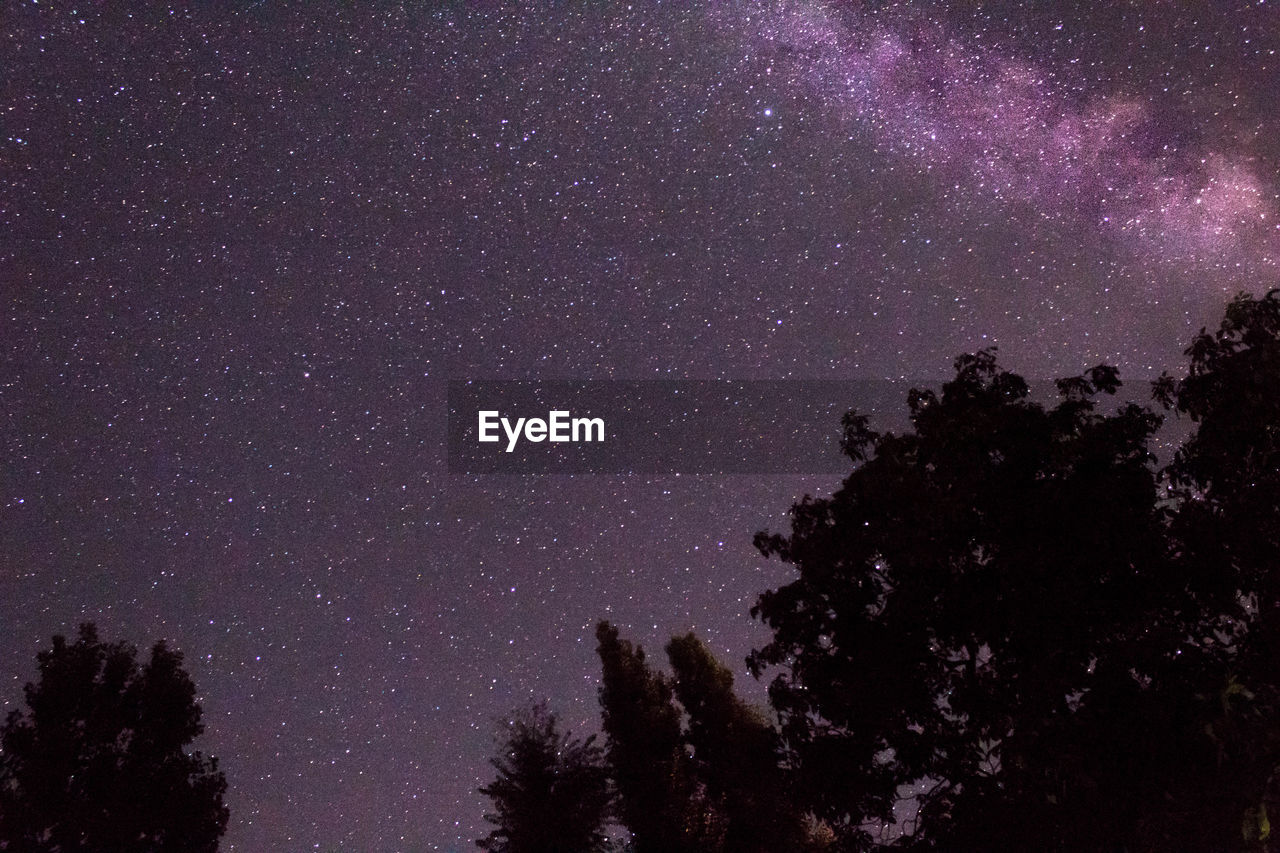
2, 2, 1278, 849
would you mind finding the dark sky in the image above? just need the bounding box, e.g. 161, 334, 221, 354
3, 1, 1278, 849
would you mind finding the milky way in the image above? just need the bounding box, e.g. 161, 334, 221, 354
2, 2, 1278, 850
730, 1, 1279, 274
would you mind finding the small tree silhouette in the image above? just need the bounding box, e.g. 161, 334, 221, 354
595, 622, 814, 853
478, 703, 612, 853
595, 622, 711, 853
0, 623, 228, 852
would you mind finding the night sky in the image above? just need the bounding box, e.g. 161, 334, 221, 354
3, 1, 1278, 849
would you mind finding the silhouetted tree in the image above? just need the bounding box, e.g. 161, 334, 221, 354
0, 623, 228, 852
596, 623, 814, 853
665, 633, 807, 853
595, 623, 713, 853
748, 335, 1279, 850
1159, 289, 1280, 607
1152, 289, 1280, 847
478, 703, 612, 853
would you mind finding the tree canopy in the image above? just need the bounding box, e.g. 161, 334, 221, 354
477, 703, 612, 853
595, 621, 709, 853
748, 291, 1280, 851
595, 622, 811, 853
0, 623, 228, 852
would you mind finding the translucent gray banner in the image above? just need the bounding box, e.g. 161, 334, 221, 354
447, 380, 913, 474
